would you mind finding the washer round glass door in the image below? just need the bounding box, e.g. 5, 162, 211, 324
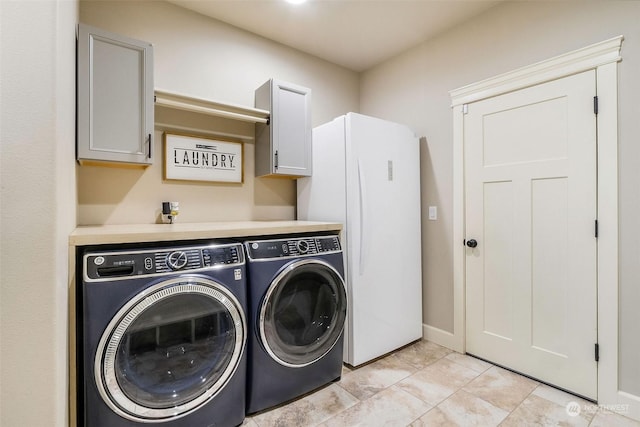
260, 259, 347, 367
95, 276, 246, 422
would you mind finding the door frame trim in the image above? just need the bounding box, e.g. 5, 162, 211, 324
450, 36, 625, 408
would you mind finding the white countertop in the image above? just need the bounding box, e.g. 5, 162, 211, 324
69, 220, 343, 246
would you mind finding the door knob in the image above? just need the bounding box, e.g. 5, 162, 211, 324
466, 239, 478, 248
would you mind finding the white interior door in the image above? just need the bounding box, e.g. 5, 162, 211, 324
464, 70, 598, 399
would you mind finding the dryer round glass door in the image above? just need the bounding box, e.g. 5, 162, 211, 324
94, 276, 246, 422
259, 259, 347, 367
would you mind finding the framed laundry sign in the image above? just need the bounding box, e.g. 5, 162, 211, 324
164, 133, 243, 183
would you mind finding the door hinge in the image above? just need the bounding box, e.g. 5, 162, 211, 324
595, 343, 600, 362
595, 219, 599, 238
462, 104, 469, 115
274, 150, 279, 169
594, 96, 599, 115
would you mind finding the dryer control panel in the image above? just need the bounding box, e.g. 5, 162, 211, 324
83, 243, 243, 282
245, 235, 341, 260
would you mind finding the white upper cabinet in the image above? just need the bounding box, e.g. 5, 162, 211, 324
77, 24, 154, 166
254, 79, 312, 178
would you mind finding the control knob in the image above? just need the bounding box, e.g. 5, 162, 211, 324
167, 251, 188, 270
296, 240, 309, 254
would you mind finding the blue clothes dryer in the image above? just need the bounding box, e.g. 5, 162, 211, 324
243, 234, 347, 414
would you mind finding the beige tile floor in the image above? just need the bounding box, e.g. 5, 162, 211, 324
243, 340, 640, 427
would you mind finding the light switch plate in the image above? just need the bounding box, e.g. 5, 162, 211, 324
428, 206, 437, 220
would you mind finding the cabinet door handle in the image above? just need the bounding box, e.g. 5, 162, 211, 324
274, 150, 278, 169
147, 133, 152, 159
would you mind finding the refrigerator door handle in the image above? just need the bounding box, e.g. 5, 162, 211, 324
357, 160, 368, 275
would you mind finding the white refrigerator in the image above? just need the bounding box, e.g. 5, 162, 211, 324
297, 112, 423, 366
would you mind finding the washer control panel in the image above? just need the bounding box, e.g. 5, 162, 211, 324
245, 235, 341, 260
83, 243, 243, 281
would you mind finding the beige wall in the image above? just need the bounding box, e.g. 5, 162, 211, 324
78, 0, 359, 225
360, 0, 640, 398
0, 1, 78, 426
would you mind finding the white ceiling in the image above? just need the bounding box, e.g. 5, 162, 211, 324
167, 0, 502, 72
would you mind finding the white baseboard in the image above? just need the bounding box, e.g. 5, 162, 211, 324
614, 391, 640, 422
423, 323, 463, 353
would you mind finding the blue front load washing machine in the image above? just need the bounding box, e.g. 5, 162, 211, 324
243, 234, 347, 414
78, 241, 247, 427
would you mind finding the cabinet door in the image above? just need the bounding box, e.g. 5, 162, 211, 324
271, 80, 312, 176
77, 24, 153, 165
